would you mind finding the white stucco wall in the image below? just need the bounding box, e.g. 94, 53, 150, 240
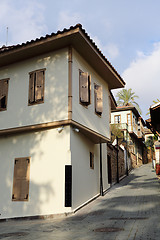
0, 48, 68, 131
71, 128, 109, 210
72, 49, 110, 139
0, 126, 71, 219
111, 110, 131, 124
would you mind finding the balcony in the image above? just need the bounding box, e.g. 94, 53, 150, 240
111, 123, 128, 131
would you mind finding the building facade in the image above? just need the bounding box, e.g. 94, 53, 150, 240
111, 106, 146, 169
0, 24, 125, 219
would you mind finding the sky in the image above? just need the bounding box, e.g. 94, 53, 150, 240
0, 0, 160, 119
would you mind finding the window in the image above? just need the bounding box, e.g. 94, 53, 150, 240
90, 152, 94, 169
12, 157, 30, 201
0, 78, 9, 111
94, 84, 103, 115
127, 114, 131, 125
114, 115, 121, 123
28, 69, 45, 105
79, 70, 91, 106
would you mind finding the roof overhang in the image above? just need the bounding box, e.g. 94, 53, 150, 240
0, 24, 125, 90
112, 106, 140, 118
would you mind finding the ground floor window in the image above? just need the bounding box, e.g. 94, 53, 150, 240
12, 157, 30, 201
90, 152, 94, 169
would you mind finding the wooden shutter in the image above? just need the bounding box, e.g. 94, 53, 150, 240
95, 84, 103, 115
29, 73, 35, 103
79, 72, 90, 104
12, 158, 30, 201
35, 70, 44, 102
0, 79, 9, 109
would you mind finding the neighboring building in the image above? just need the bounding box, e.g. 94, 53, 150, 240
144, 127, 154, 142
0, 24, 125, 219
146, 102, 160, 171
146, 101, 160, 136
111, 105, 146, 169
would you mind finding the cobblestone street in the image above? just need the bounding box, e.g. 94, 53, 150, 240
0, 163, 160, 240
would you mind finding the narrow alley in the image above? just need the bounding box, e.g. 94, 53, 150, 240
0, 163, 159, 240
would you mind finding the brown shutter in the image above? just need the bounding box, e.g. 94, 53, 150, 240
12, 158, 30, 201
79, 72, 89, 104
95, 84, 103, 114
29, 73, 35, 103
35, 70, 44, 102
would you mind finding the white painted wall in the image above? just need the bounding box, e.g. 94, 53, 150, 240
0, 48, 68, 131
0, 126, 71, 219
72, 49, 110, 139
111, 110, 131, 125
71, 128, 109, 210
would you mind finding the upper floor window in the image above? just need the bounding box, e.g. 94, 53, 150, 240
114, 115, 121, 123
28, 69, 45, 105
94, 84, 103, 116
127, 113, 131, 125
0, 78, 9, 111
79, 70, 91, 106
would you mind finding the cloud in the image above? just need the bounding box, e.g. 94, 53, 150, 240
0, 0, 47, 46
57, 11, 82, 30
122, 42, 160, 117
92, 35, 119, 61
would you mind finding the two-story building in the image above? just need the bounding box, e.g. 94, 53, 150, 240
0, 24, 125, 220
111, 105, 146, 169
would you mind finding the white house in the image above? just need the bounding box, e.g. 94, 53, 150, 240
0, 24, 125, 220
111, 105, 146, 168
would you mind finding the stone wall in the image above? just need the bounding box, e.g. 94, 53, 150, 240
107, 144, 125, 184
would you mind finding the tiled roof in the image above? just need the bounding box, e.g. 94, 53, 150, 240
112, 105, 141, 117
0, 24, 124, 85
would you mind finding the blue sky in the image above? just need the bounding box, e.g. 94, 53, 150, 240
1, 0, 160, 119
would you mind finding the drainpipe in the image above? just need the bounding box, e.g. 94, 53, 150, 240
100, 143, 104, 196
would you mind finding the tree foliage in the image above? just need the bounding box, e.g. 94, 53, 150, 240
116, 88, 142, 114
110, 124, 123, 143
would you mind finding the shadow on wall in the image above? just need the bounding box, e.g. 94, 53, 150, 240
0, 131, 55, 218
0, 51, 70, 219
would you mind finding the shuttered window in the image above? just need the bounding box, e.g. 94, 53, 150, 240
90, 152, 94, 169
79, 71, 91, 106
12, 157, 30, 201
28, 69, 45, 105
94, 84, 103, 115
0, 79, 9, 111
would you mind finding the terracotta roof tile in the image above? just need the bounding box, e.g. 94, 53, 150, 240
0, 24, 124, 85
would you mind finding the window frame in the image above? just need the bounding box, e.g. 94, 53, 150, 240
114, 115, 121, 124
90, 152, 94, 169
0, 78, 9, 111
28, 68, 46, 106
127, 113, 131, 125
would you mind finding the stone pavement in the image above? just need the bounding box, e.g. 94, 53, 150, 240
0, 163, 160, 240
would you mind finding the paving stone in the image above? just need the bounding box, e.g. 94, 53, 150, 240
0, 163, 160, 240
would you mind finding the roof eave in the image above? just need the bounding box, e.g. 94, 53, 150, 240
0, 25, 125, 89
